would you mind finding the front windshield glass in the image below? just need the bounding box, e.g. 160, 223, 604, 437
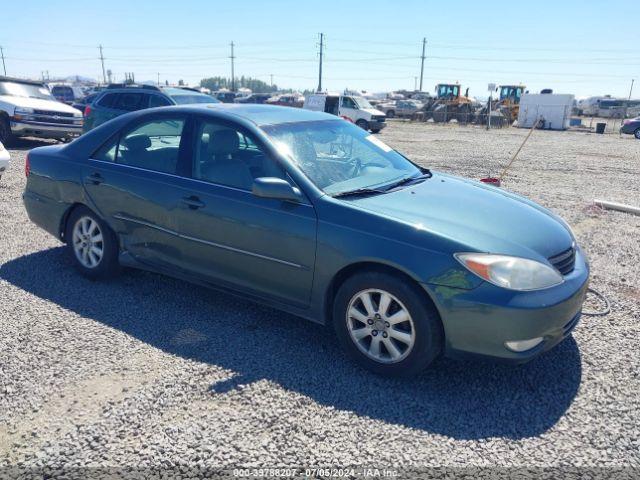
0, 81, 54, 100
353, 96, 372, 109
262, 119, 421, 195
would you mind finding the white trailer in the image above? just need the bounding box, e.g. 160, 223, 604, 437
517, 93, 575, 130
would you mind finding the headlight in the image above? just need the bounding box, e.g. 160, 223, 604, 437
14, 107, 35, 115
455, 253, 564, 291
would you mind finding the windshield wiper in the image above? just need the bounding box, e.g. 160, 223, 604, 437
331, 187, 388, 198
382, 172, 432, 191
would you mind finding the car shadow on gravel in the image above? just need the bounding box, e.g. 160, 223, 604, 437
1, 247, 582, 440
6, 137, 60, 151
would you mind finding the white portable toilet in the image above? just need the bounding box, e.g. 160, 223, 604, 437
518, 93, 575, 130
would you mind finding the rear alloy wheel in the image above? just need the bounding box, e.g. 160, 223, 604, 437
333, 271, 442, 376
355, 119, 369, 131
635, 128, 640, 140
66, 206, 120, 279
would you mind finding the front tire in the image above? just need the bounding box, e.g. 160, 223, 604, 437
65, 206, 120, 279
333, 271, 442, 377
0, 118, 16, 146
355, 119, 369, 131
635, 128, 640, 140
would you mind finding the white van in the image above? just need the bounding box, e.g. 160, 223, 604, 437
304, 93, 386, 133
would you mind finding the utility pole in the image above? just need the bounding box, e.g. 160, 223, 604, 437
629, 79, 635, 100
270, 74, 273, 87
419, 37, 426, 91
230, 41, 236, 92
98, 45, 106, 84
414, 77, 417, 91
157, 72, 160, 86
317, 33, 324, 92
0, 46, 6, 76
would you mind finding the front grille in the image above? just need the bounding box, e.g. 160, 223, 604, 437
33, 109, 75, 117
549, 246, 576, 275
25, 110, 82, 126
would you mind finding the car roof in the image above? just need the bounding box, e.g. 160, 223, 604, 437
148, 104, 334, 126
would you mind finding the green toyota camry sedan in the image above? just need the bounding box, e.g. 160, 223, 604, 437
23, 104, 589, 376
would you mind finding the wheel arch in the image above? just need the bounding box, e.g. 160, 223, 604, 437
323, 261, 442, 327
59, 202, 95, 242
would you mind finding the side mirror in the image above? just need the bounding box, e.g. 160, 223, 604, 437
252, 177, 303, 202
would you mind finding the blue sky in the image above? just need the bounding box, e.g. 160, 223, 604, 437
1, 0, 638, 98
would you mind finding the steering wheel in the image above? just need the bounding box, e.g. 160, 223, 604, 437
347, 157, 363, 177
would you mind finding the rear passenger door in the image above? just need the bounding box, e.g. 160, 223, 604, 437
83, 114, 190, 269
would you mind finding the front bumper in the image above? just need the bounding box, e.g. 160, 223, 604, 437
368, 119, 386, 130
620, 124, 636, 135
425, 247, 590, 363
11, 120, 82, 139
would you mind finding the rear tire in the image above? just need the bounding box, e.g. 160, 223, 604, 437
333, 271, 442, 377
65, 206, 120, 279
635, 128, 640, 140
355, 119, 369, 131
371, 129, 381, 134
386, 110, 395, 119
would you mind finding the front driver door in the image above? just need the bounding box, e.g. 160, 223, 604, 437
173, 118, 317, 307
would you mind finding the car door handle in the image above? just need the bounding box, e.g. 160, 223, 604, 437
85, 172, 104, 185
180, 196, 205, 210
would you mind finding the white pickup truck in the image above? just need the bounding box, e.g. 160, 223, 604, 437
0, 76, 83, 145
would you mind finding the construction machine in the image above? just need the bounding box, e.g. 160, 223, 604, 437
477, 84, 526, 126
423, 83, 475, 123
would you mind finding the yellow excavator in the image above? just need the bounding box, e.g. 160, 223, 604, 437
424, 83, 475, 123
495, 84, 526, 123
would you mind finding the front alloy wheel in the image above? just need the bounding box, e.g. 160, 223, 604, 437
333, 271, 442, 376
346, 289, 415, 363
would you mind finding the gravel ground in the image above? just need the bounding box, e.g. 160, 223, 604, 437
0, 123, 639, 478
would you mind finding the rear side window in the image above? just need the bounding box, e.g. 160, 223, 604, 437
113, 93, 147, 112
97, 93, 118, 108
116, 118, 185, 174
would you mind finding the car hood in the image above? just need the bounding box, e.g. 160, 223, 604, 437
362, 108, 386, 117
0, 95, 81, 114
347, 172, 573, 260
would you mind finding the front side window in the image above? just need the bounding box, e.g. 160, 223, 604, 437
262, 119, 420, 196
115, 118, 185, 174
148, 94, 172, 108
193, 121, 285, 191
341, 97, 357, 109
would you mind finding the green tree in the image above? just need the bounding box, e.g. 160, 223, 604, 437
200, 76, 278, 93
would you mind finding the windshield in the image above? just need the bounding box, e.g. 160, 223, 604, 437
0, 81, 54, 100
169, 93, 219, 105
262, 119, 421, 195
353, 96, 373, 109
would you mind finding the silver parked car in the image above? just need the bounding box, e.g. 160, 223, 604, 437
378, 100, 423, 118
